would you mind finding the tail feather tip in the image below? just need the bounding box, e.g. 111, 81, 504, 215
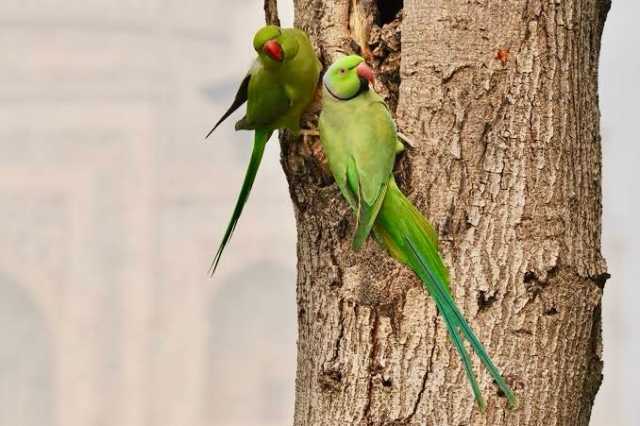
506, 393, 519, 410
477, 396, 487, 412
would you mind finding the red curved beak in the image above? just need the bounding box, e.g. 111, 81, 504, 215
263, 40, 283, 62
356, 62, 375, 83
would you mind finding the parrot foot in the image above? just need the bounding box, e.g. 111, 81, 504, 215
397, 132, 416, 149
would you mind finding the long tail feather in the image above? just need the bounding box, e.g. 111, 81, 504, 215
374, 179, 517, 409
441, 307, 487, 410
209, 129, 272, 276
405, 237, 518, 409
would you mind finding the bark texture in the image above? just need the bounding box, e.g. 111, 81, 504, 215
278, 0, 609, 424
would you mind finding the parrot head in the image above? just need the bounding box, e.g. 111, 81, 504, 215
323, 55, 374, 101
253, 25, 300, 66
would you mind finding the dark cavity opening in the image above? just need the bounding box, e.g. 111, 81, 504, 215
376, 0, 403, 25
477, 290, 497, 312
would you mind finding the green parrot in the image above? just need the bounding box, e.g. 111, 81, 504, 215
319, 55, 517, 410
206, 25, 321, 275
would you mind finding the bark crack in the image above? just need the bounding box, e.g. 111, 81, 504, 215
406, 316, 438, 422
362, 308, 380, 423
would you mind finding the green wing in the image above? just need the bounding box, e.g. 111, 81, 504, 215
346, 156, 389, 248
319, 92, 397, 249
205, 73, 250, 138
236, 63, 291, 130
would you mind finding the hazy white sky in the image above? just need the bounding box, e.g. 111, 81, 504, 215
591, 2, 640, 424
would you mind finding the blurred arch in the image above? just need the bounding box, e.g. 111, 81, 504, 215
207, 260, 296, 425
0, 272, 54, 426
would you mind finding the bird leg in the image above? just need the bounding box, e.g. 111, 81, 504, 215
397, 132, 416, 149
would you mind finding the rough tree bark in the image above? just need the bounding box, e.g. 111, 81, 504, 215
269, 0, 610, 424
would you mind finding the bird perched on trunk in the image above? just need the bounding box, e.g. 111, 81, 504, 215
318, 55, 517, 410
206, 25, 321, 275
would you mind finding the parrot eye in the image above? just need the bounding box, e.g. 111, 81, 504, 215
339, 68, 346, 75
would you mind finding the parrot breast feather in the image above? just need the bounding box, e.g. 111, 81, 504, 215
239, 64, 291, 130
320, 94, 397, 249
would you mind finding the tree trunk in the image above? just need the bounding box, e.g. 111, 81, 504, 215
275, 0, 609, 424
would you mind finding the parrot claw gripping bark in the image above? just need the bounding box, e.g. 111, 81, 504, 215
205, 25, 321, 276
318, 55, 518, 410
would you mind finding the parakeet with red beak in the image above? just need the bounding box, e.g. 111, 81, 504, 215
319, 55, 517, 410
206, 25, 320, 275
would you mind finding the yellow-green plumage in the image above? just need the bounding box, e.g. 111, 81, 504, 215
206, 26, 321, 275
319, 55, 517, 410
238, 28, 320, 132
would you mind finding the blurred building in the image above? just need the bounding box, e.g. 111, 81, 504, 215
0, 1, 296, 425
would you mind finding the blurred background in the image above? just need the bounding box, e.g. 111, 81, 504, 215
0, 1, 636, 425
